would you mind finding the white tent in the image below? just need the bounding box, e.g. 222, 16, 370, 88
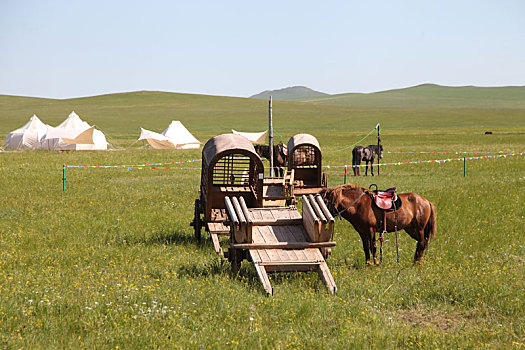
138, 121, 200, 149
232, 129, 267, 144
4, 115, 50, 150
40, 111, 108, 150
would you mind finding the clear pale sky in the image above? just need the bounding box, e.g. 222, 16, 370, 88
1, 0, 524, 99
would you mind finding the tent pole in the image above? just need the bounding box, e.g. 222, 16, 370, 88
269, 96, 274, 177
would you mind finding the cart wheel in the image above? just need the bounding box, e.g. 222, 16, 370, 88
322, 172, 328, 187
193, 199, 202, 241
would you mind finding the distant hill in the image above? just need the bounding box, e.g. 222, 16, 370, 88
2, 89, 525, 143
296, 84, 525, 109
250, 86, 329, 100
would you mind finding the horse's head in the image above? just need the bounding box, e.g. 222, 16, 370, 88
319, 187, 338, 216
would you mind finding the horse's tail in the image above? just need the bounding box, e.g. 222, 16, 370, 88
425, 202, 436, 243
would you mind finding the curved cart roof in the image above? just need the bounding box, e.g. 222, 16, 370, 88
202, 133, 261, 168
287, 133, 321, 152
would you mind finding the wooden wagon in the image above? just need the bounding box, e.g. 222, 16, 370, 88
224, 194, 337, 295
287, 134, 327, 195
190, 134, 265, 254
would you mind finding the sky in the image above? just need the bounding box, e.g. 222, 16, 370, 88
1, 0, 524, 99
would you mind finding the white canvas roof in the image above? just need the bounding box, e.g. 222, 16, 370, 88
138, 121, 200, 149
40, 111, 108, 150
4, 114, 50, 150
232, 129, 267, 144
138, 128, 175, 149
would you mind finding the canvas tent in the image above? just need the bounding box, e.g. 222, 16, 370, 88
4, 115, 50, 150
231, 129, 267, 144
138, 121, 200, 149
40, 111, 108, 150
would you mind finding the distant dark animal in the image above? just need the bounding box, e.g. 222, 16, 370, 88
320, 184, 436, 265
485, 131, 493, 135
254, 144, 287, 177
352, 145, 383, 176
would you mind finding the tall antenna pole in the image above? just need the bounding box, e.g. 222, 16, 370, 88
269, 96, 274, 177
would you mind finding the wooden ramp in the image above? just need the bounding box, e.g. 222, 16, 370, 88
224, 196, 337, 295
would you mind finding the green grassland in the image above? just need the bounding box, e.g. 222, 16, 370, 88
296, 84, 525, 109
1, 91, 525, 348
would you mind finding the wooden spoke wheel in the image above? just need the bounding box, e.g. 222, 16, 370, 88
192, 199, 202, 241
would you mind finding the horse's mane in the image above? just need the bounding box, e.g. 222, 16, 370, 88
320, 184, 368, 203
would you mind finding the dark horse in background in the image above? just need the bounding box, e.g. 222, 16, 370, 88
352, 145, 383, 176
254, 144, 288, 177
320, 184, 436, 265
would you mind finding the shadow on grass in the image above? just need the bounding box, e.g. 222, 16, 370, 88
112, 227, 217, 251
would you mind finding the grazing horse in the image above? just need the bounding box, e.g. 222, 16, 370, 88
352, 145, 383, 176
320, 184, 436, 264
254, 144, 287, 177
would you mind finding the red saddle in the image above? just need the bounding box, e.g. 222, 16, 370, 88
373, 187, 398, 210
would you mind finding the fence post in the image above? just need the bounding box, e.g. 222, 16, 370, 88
463, 157, 466, 177
344, 166, 347, 184
63, 165, 66, 191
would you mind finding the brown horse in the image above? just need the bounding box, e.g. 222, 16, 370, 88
320, 184, 436, 264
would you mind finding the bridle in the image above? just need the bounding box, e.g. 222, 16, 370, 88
325, 190, 367, 219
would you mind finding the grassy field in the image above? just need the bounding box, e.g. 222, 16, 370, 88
1, 91, 525, 348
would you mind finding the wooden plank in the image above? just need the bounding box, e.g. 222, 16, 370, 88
252, 218, 303, 226
265, 248, 282, 262
253, 263, 273, 295
261, 209, 275, 222
285, 225, 304, 242
318, 261, 337, 295
210, 233, 223, 255
277, 249, 292, 262
303, 248, 322, 262
272, 225, 287, 243
316, 195, 334, 222
293, 248, 309, 261
254, 249, 271, 263
230, 241, 336, 250
290, 210, 302, 220
264, 263, 318, 272
302, 197, 320, 243
309, 194, 327, 223
284, 249, 300, 261
259, 225, 278, 244
207, 222, 230, 235
251, 210, 264, 222
251, 226, 265, 244
275, 226, 296, 242
248, 250, 262, 264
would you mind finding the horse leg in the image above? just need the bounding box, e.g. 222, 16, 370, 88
364, 161, 369, 176
358, 230, 373, 265
370, 230, 380, 265
406, 227, 428, 263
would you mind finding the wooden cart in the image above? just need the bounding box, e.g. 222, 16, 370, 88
190, 134, 265, 254
224, 194, 337, 295
287, 134, 327, 195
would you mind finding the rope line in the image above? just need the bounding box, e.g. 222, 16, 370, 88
324, 127, 377, 153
